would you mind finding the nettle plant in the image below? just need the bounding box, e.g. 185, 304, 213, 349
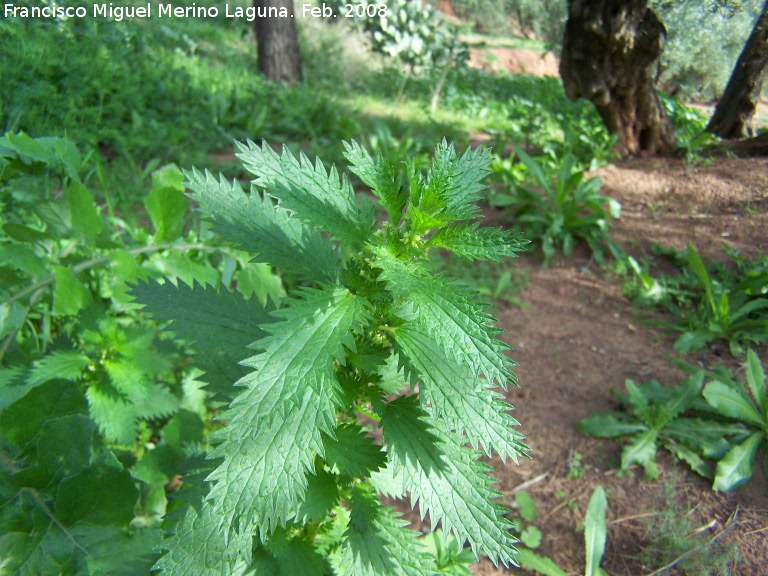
131, 140, 529, 573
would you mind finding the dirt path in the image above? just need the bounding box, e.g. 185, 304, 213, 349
470, 157, 768, 575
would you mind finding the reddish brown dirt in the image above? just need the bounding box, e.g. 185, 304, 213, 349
468, 157, 768, 575
467, 46, 560, 77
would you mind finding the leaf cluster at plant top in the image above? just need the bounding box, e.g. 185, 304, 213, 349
129, 139, 528, 574
624, 244, 768, 355
578, 350, 768, 492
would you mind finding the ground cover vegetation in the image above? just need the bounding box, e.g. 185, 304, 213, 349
1, 0, 766, 573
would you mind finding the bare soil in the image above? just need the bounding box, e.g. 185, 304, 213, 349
459, 42, 768, 573
468, 157, 768, 575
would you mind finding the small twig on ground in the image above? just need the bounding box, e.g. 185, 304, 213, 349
742, 525, 768, 537
610, 512, 662, 525
511, 472, 549, 494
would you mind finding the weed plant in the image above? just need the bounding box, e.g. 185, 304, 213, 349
637, 483, 742, 575
579, 351, 768, 491
624, 245, 768, 355
493, 146, 621, 266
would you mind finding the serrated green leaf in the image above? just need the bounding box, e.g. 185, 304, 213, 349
379, 259, 528, 463
664, 441, 713, 479
85, 381, 139, 445
424, 141, 491, 222
236, 140, 374, 244
657, 372, 704, 426
333, 486, 437, 576
343, 140, 406, 221
66, 180, 102, 240
296, 466, 340, 524
206, 285, 371, 536
264, 528, 330, 576
0, 365, 28, 410
129, 279, 272, 399
322, 423, 387, 480
376, 396, 518, 567
154, 502, 252, 576
621, 429, 659, 479
712, 431, 764, 492
395, 321, 526, 463
26, 351, 90, 388
703, 380, 763, 427
130, 279, 271, 353
375, 248, 514, 388
584, 486, 607, 576
105, 358, 179, 422
625, 380, 652, 425
1, 379, 87, 448
144, 164, 188, 243
663, 418, 738, 459
427, 222, 526, 262
53, 266, 92, 316
184, 168, 339, 282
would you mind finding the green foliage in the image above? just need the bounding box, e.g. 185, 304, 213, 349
0, 132, 289, 574
701, 350, 768, 491
624, 245, 768, 355
494, 147, 621, 266
420, 529, 476, 576
515, 486, 609, 576
652, 0, 767, 101
0, 378, 164, 574
580, 352, 768, 491
577, 373, 745, 480
132, 139, 529, 573
0, 8, 365, 171
659, 93, 718, 159
0, 133, 284, 441
505, 0, 568, 52
336, 0, 468, 71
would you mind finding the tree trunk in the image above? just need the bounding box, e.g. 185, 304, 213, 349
706, 1, 768, 139
559, 0, 675, 157
254, 0, 303, 83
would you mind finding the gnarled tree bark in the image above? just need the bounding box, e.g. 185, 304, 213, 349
254, 0, 303, 83
706, 0, 768, 139
559, 0, 675, 157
